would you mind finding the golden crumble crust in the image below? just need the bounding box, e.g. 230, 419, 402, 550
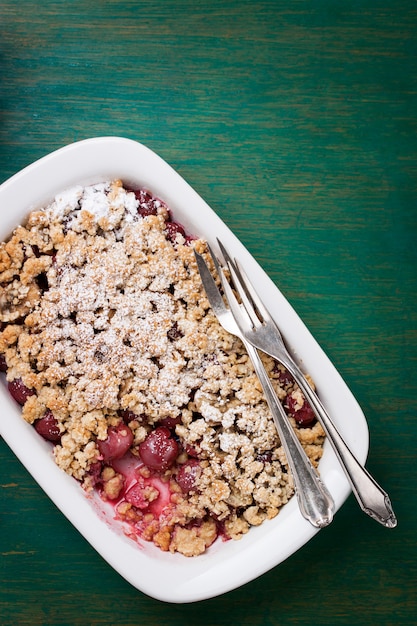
0, 180, 325, 556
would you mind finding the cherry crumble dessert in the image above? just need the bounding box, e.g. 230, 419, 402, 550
0, 180, 325, 556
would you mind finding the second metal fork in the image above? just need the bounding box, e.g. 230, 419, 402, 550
195, 248, 335, 529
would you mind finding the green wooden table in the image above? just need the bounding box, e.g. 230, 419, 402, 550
1, 1, 416, 624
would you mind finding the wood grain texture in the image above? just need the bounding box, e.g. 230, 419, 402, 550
0, 1, 416, 624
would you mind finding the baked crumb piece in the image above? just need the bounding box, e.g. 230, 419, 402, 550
169, 518, 218, 557
101, 466, 125, 500
0, 180, 325, 557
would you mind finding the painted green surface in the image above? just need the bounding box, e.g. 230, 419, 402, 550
0, 1, 416, 624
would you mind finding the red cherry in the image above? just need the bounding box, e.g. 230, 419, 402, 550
124, 481, 159, 510
285, 394, 316, 427
8, 378, 36, 405
165, 221, 186, 243
87, 461, 103, 487
118, 409, 143, 424
139, 426, 179, 472
0, 354, 7, 372
158, 415, 182, 429
133, 189, 159, 217
176, 459, 201, 493
97, 423, 134, 461
184, 443, 200, 458
34, 411, 61, 442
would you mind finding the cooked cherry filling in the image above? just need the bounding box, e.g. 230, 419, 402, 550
0, 180, 324, 556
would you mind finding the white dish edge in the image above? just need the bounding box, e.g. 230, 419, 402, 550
0, 137, 369, 603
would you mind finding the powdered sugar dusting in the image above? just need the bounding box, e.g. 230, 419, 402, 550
49, 185, 84, 218
78, 182, 111, 218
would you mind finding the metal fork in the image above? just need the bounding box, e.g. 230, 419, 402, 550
215, 239, 397, 529
195, 248, 335, 529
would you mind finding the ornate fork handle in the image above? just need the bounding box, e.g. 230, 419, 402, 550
278, 354, 397, 528
244, 341, 334, 528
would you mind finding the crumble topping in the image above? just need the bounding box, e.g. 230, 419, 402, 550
0, 180, 325, 556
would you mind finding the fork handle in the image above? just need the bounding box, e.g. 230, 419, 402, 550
244, 342, 335, 528
282, 358, 397, 528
